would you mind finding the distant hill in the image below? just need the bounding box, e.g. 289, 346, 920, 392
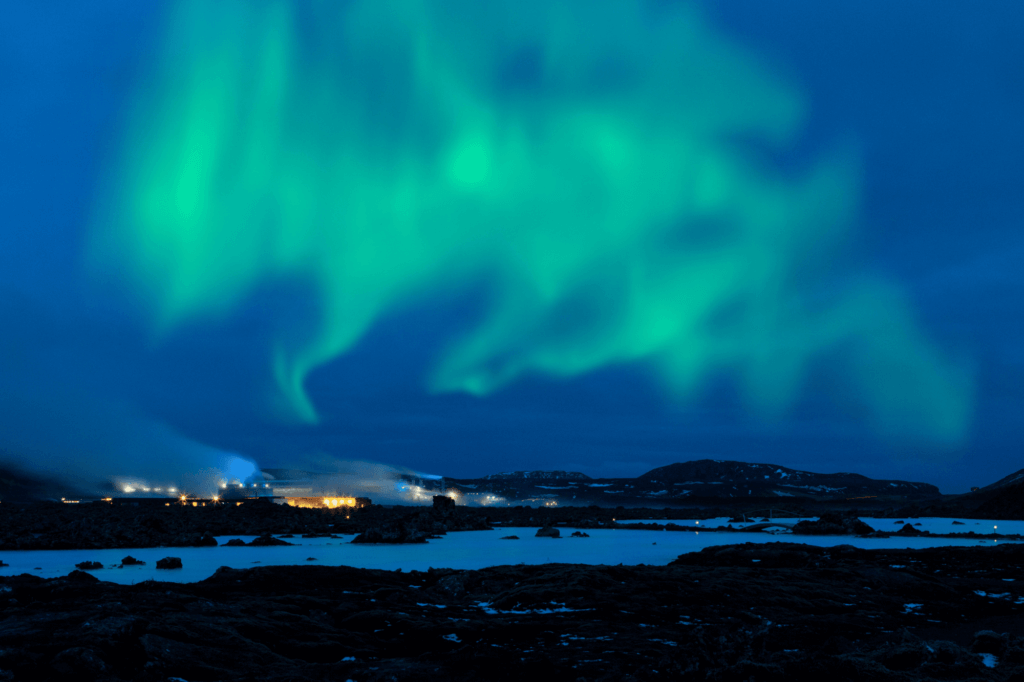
635, 460, 938, 501
0, 463, 87, 502
981, 467, 1024, 492
905, 469, 1024, 520
446, 459, 940, 505
482, 471, 591, 481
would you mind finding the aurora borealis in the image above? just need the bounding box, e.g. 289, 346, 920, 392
96, 0, 967, 441
1, 0, 1021, 493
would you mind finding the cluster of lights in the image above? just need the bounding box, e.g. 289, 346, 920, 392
220, 481, 270, 490
397, 483, 435, 504
117, 474, 260, 500
468, 493, 508, 507
119, 481, 179, 495
322, 497, 358, 508
285, 497, 358, 509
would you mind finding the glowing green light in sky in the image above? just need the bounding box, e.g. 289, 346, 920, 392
94, 0, 971, 443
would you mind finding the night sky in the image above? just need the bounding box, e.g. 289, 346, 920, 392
1, 1, 1021, 494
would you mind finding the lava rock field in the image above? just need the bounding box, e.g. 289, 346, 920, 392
2, 543, 1024, 680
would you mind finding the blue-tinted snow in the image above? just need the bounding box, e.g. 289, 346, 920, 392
0, 517, 1020, 585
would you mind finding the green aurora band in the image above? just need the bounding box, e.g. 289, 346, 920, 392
94, 0, 971, 444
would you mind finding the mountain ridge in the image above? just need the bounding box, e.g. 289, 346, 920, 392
445, 459, 941, 505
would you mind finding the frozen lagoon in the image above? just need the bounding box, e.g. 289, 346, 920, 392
0, 517, 1018, 584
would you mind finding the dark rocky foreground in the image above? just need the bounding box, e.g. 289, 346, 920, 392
2, 543, 1024, 681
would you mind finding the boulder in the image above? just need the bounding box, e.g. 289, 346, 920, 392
972, 630, 1008, 655
791, 512, 874, 536
895, 523, 923, 536
248, 534, 294, 546
571, 531, 590, 538
51, 647, 107, 676
223, 539, 247, 546
121, 556, 144, 565
155, 557, 182, 569
499, 535, 520, 540
535, 526, 560, 538
74, 561, 102, 570
65, 570, 99, 583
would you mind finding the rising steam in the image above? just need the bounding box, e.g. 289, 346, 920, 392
93, 0, 971, 444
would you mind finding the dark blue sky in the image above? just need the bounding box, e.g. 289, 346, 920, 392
1, 1, 1022, 493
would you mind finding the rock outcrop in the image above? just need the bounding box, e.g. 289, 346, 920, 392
791, 512, 875, 536
155, 557, 182, 569
248, 534, 294, 546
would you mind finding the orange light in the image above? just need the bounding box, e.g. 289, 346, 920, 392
322, 497, 357, 508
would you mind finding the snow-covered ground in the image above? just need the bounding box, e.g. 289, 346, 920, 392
860, 517, 1019, 534
630, 517, 1023, 535
0, 518, 1018, 585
